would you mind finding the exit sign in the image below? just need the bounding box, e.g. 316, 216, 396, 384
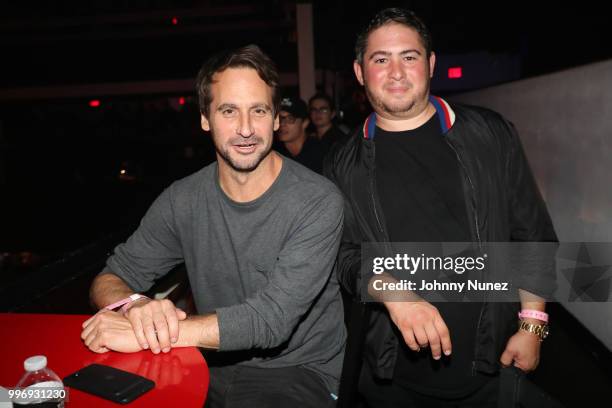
448, 67, 463, 79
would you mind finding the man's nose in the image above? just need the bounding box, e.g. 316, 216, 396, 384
237, 113, 254, 137
389, 59, 404, 80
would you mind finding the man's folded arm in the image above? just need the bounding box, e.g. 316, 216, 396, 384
81, 310, 219, 353
90, 272, 137, 310
174, 314, 220, 349
98, 185, 185, 302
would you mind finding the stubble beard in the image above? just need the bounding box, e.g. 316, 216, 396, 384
363, 78, 430, 118
215, 135, 272, 173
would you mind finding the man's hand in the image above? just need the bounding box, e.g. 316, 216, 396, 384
123, 298, 187, 354
81, 311, 142, 353
500, 328, 542, 372
385, 301, 452, 360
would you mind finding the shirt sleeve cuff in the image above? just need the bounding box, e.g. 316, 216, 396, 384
216, 304, 255, 351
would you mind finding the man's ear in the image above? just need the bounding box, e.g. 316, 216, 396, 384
429, 51, 436, 79
353, 60, 365, 85
273, 113, 280, 131
201, 114, 211, 132
302, 118, 310, 131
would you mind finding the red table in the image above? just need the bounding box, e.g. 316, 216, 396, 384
0, 313, 209, 407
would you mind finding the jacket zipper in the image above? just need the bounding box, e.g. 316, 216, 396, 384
445, 139, 482, 248
370, 177, 385, 234
369, 142, 385, 235
445, 137, 486, 376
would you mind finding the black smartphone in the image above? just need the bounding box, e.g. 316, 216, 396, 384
63, 363, 155, 404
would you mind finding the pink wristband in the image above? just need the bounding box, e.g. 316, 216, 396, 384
518, 309, 548, 323
104, 294, 149, 313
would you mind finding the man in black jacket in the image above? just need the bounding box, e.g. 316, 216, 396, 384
324, 8, 557, 406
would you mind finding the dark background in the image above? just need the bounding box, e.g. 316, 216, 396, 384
1, 3, 611, 406
1, 1, 611, 86
1, 0, 611, 278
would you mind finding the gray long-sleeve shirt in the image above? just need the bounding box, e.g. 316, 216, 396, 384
104, 156, 346, 392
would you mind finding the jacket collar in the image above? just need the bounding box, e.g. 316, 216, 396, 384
362, 95, 456, 140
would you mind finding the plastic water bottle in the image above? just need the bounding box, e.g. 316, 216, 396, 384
0, 385, 14, 408
12, 356, 65, 408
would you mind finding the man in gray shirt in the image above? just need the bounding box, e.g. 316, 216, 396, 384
81, 45, 345, 407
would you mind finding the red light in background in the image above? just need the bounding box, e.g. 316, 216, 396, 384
448, 67, 463, 79
179, 97, 185, 105
89, 100, 100, 107
171, 17, 178, 25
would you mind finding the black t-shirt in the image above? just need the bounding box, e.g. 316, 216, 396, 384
374, 114, 487, 397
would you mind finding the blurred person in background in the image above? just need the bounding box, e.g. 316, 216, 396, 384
275, 96, 325, 173
308, 93, 348, 154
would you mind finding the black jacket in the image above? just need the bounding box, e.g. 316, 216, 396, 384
324, 96, 557, 379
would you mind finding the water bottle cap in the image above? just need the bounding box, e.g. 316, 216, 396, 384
24, 355, 47, 371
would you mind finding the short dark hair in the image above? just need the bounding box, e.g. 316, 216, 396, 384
308, 92, 334, 111
195, 44, 280, 118
355, 8, 433, 65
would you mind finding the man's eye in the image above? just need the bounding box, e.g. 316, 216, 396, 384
222, 109, 236, 116
253, 108, 268, 116
404, 56, 416, 61
374, 58, 388, 64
